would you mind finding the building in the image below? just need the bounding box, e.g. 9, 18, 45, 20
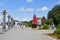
37, 18, 42, 26
32, 14, 42, 28
32, 14, 37, 28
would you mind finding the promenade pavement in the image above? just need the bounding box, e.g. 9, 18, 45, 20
0, 26, 55, 40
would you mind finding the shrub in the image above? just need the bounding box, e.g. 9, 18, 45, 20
56, 23, 60, 29
54, 29, 60, 34
43, 24, 49, 29
54, 23, 60, 34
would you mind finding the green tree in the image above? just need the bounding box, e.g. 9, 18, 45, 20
47, 18, 54, 25
27, 21, 32, 27
47, 5, 60, 26
23, 20, 32, 27
41, 16, 46, 25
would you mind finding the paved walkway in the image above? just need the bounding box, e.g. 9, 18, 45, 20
0, 26, 55, 40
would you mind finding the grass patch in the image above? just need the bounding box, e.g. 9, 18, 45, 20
32, 28, 37, 30
26, 26, 32, 28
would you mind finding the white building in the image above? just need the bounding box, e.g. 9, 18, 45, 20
37, 18, 42, 26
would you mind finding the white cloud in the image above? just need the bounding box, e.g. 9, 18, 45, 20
16, 7, 34, 12
41, 7, 49, 11
37, 8, 41, 11
0, 2, 2, 6
26, 0, 33, 3
22, 18, 27, 21
26, 8, 34, 12
14, 17, 31, 22
57, 0, 60, 4
16, 7, 48, 12
16, 7, 25, 12
14, 17, 20, 21
37, 6, 49, 12
21, 18, 31, 22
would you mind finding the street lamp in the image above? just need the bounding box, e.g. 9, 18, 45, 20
2, 9, 8, 31
11, 17, 14, 28
7, 14, 11, 29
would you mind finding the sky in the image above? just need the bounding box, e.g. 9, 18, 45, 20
0, 0, 60, 22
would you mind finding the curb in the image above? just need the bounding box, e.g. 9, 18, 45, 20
46, 35, 57, 40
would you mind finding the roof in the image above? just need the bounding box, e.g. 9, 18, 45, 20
37, 18, 42, 20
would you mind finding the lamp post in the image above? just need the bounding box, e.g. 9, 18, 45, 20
7, 15, 11, 29
2, 9, 7, 31
11, 17, 14, 28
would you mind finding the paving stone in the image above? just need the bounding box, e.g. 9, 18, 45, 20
0, 26, 55, 40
